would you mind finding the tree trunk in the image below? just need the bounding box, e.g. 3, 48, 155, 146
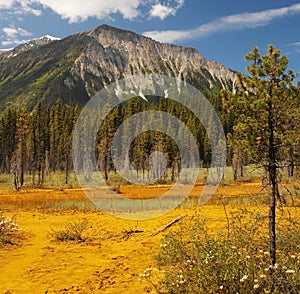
269, 162, 277, 292
288, 146, 294, 177
171, 161, 175, 182
104, 154, 108, 181
13, 172, 20, 191
65, 156, 69, 185
240, 164, 244, 177
268, 98, 277, 291
269, 166, 276, 266
32, 170, 35, 186
37, 160, 42, 189
20, 167, 24, 187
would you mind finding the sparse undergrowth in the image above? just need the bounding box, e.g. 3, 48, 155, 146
140, 209, 300, 293
44, 200, 97, 212
50, 219, 88, 242
0, 215, 19, 245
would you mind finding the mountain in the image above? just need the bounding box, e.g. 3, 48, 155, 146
0, 24, 236, 111
0, 35, 61, 58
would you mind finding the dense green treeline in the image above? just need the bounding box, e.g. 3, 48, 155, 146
0, 99, 80, 190
96, 95, 213, 182
0, 88, 228, 190
1, 86, 299, 191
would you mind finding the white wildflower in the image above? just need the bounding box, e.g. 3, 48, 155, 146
240, 274, 248, 282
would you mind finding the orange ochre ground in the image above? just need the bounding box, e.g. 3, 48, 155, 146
0, 182, 298, 293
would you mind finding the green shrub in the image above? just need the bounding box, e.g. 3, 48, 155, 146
51, 219, 88, 242
142, 209, 300, 293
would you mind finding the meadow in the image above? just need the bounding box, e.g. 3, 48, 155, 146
1, 168, 300, 293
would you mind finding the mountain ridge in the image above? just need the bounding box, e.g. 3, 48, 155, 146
0, 35, 61, 58
0, 24, 236, 111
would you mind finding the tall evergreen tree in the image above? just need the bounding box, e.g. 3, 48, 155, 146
1, 109, 17, 173
222, 45, 300, 277
32, 101, 46, 187
49, 99, 63, 172
11, 109, 29, 190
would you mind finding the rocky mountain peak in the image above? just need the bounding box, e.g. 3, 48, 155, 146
0, 35, 60, 58
71, 24, 236, 95
0, 24, 236, 111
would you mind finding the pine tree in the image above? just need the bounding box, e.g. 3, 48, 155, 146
1, 109, 17, 173
32, 101, 46, 188
222, 45, 300, 276
49, 99, 63, 173
11, 109, 29, 190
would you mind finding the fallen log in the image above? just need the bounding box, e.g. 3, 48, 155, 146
151, 215, 186, 236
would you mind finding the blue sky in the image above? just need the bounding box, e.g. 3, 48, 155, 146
0, 0, 300, 76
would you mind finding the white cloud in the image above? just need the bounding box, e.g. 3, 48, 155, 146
149, 1, 184, 20
144, 3, 300, 43
290, 41, 300, 55
150, 4, 176, 20
35, 0, 142, 22
2, 26, 32, 47
1, 38, 31, 46
3, 26, 31, 38
0, 0, 142, 22
19, 4, 41, 16
0, 0, 185, 22
0, 0, 15, 9
0, 0, 41, 15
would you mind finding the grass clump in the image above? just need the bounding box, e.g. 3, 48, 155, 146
141, 209, 300, 293
51, 219, 88, 242
45, 200, 97, 212
0, 215, 19, 245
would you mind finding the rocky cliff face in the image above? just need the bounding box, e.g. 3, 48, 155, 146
0, 25, 236, 111
72, 25, 236, 95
